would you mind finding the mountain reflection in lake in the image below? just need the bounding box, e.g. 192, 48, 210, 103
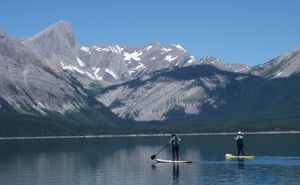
0, 134, 300, 185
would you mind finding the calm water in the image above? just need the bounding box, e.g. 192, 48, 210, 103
0, 134, 300, 185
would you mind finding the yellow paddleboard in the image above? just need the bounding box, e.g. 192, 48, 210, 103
225, 153, 255, 159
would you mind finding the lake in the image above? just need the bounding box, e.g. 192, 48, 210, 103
0, 134, 300, 185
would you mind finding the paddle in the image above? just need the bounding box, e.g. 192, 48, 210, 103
151, 143, 170, 160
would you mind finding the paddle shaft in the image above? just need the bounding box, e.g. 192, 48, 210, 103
155, 143, 170, 155
151, 143, 169, 159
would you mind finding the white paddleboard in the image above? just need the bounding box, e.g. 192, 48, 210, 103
156, 159, 192, 163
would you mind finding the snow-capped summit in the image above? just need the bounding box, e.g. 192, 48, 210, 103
78, 41, 249, 85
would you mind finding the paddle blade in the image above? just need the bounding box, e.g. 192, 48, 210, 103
151, 155, 156, 160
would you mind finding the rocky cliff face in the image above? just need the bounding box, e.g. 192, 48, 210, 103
95, 64, 300, 123
96, 65, 244, 121
23, 21, 79, 70
0, 31, 85, 115
249, 46, 300, 78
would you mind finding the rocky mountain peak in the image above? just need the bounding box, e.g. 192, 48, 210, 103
147, 41, 161, 47
24, 20, 75, 44
23, 20, 78, 59
0, 31, 8, 42
0, 31, 12, 53
200, 56, 250, 72
250, 46, 300, 78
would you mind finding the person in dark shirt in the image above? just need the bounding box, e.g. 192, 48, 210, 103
234, 131, 245, 156
169, 133, 181, 161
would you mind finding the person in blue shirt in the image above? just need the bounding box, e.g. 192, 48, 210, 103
169, 133, 181, 161
234, 131, 245, 156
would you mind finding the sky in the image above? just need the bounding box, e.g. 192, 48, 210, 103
1, 0, 300, 66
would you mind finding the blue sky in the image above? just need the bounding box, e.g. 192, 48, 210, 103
1, 0, 300, 66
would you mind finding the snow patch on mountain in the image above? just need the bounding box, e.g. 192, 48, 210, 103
188, 56, 195, 63
165, 55, 178, 62
92, 67, 102, 80
161, 47, 172, 53
172, 44, 186, 51
105, 68, 118, 79
81, 46, 91, 54
93, 45, 123, 54
76, 57, 85, 67
124, 50, 143, 61
146, 45, 152, 51
61, 61, 96, 80
134, 62, 146, 71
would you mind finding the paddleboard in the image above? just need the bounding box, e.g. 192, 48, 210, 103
225, 153, 255, 159
156, 159, 192, 163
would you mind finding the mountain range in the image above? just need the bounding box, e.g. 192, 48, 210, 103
22, 21, 250, 87
1, 21, 300, 136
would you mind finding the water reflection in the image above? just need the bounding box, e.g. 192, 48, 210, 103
0, 134, 300, 185
151, 164, 156, 170
238, 159, 245, 169
172, 164, 180, 185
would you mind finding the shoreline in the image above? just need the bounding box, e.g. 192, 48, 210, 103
0, 130, 300, 140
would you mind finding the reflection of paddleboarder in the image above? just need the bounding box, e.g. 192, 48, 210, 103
172, 164, 180, 185
234, 131, 245, 156
238, 159, 245, 169
169, 133, 181, 161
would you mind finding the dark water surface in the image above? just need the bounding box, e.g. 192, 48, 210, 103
0, 134, 300, 185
